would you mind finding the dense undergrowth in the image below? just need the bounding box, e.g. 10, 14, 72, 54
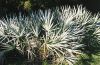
0, 6, 100, 65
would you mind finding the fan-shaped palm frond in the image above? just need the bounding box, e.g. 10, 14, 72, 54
0, 6, 100, 65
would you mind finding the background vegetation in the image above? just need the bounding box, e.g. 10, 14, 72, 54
0, 0, 100, 17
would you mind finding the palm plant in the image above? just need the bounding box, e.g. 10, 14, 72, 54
0, 6, 100, 65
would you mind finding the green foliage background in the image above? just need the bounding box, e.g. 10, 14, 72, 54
0, 0, 83, 17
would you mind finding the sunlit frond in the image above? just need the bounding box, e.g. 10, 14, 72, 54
0, 5, 100, 65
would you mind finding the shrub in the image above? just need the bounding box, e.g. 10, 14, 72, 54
0, 6, 100, 65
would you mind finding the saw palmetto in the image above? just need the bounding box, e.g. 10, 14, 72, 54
0, 6, 100, 65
